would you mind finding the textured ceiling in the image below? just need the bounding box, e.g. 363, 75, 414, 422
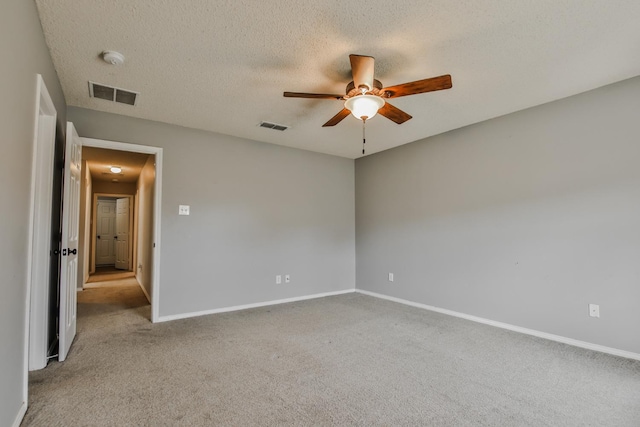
35, 1, 640, 159
83, 147, 149, 184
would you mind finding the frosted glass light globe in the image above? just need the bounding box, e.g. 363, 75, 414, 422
344, 95, 385, 120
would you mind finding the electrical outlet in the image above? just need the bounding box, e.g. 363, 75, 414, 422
388, 273, 394, 282
589, 304, 600, 318
178, 205, 190, 215
276, 275, 282, 284
285, 274, 291, 283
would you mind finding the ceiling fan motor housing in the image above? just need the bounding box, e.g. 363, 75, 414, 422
346, 79, 384, 98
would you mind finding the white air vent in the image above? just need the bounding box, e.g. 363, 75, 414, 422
259, 121, 288, 131
89, 81, 139, 106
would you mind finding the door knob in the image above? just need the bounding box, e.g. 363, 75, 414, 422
97, 235, 101, 239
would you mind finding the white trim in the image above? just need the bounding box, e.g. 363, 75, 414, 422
26, 74, 57, 376
81, 137, 163, 322
12, 402, 27, 427
157, 289, 356, 323
356, 289, 640, 361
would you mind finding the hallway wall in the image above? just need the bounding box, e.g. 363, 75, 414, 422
92, 181, 137, 195
136, 155, 155, 299
78, 163, 92, 288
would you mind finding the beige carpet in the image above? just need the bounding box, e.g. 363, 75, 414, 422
84, 276, 141, 290
86, 268, 135, 284
23, 289, 640, 426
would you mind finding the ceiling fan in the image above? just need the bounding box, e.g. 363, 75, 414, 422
284, 54, 452, 127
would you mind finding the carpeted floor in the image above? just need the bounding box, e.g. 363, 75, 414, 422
23, 286, 640, 426
86, 267, 136, 284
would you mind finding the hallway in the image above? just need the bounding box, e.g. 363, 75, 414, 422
86, 266, 136, 286
78, 277, 149, 313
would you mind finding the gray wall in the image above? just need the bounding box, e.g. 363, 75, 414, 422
356, 76, 640, 354
68, 107, 356, 318
0, 0, 66, 424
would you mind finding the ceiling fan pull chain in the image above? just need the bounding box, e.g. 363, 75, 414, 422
362, 118, 366, 155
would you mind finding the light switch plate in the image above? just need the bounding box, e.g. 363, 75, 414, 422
178, 205, 190, 215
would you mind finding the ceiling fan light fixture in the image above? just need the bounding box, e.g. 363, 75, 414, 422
110, 166, 122, 173
345, 95, 385, 121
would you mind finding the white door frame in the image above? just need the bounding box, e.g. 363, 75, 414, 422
26, 75, 57, 375
82, 137, 162, 322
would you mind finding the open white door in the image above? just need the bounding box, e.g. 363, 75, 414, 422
115, 197, 130, 270
59, 122, 82, 361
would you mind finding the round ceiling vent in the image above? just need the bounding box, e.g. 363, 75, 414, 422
102, 51, 125, 65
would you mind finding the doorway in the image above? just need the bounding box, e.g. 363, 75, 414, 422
81, 149, 149, 299
92, 195, 134, 273
80, 138, 162, 322
27, 128, 163, 375
27, 75, 58, 372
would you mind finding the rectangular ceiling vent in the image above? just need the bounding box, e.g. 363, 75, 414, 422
89, 81, 139, 106
259, 121, 288, 131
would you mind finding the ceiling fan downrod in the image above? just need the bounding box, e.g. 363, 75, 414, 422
362, 118, 366, 155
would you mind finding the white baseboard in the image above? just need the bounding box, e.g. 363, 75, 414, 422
12, 401, 27, 427
154, 287, 639, 361
156, 289, 356, 323
356, 289, 640, 361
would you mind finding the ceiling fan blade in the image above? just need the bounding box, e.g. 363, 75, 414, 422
383, 74, 452, 98
283, 92, 344, 100
378, 102, 412, 124
322, 108, 351, 127
349, 54, 375, 92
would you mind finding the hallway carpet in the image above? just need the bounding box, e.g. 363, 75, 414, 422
86, 268, 135, 283
23, 289, 640, 426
